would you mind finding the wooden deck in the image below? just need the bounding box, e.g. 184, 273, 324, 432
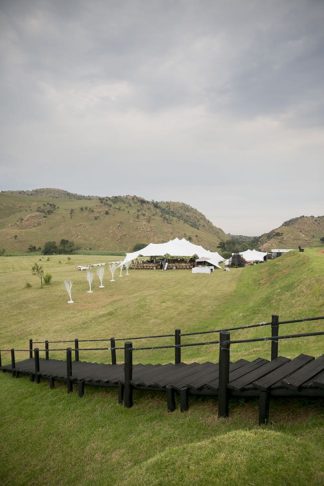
2, 354, 324, 423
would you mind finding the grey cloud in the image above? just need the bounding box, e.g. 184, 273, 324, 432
0, 0, 323, 234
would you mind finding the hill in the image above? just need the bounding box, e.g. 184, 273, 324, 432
258, 215, 324, 250
0, 189, 226, 253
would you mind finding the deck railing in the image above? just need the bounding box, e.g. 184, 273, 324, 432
1, 314, 323, 419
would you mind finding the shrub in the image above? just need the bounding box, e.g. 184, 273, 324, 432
25, 282, 32, 288
132, 243, 147, 252
43, 273, 52, 285
42, 241, 58, 255
32, 263, 44, 287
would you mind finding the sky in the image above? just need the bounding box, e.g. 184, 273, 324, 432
0, 0, 323, 236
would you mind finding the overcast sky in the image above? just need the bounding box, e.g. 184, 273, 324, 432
0, 0, 323, 235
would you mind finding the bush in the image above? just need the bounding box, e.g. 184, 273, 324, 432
25, 282, 32, 288
132, 243, 147, 252
32, 263, 44, 287
43, 273, 52, 285
42, 241, 58, 255
42, 239, 78, 255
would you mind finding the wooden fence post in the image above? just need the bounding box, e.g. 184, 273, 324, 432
78, 380, 85, 398
29, 339, 33, 359
66, 347, 73, 393
218, 331, 230, 418
124, 342, 133, 408
166, 385, 176, 412
74, 338, 79, 362
11, 348, 15, 376
180, 387, 189, 412
271, 315, 279, 360
34, 348, 40, 383
110, 337, 117, 365
175, 329, 181, 364
259, 391, 270, 425
45, 340, 49, 360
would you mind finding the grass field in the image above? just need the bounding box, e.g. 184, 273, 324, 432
0, 249, 323, 485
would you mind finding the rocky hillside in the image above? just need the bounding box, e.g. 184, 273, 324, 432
258, 216, 324, 250
0, 189, 227, 253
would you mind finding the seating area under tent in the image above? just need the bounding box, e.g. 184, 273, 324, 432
122, 238, 224, 270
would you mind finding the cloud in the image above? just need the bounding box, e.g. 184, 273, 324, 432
0, 0, 323, 234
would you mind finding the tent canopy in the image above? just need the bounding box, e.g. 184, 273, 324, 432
123, 238, 224, 267
239, 249, 267, 262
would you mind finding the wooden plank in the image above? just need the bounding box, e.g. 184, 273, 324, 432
229, 357, 290, 391
199, 360, 250, 391
282, 356, 324, 390
229, 359, 268, 383
253, 354, 314, 391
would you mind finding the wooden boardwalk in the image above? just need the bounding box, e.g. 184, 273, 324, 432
1, 314, 323, 424
2, 353, 324, 424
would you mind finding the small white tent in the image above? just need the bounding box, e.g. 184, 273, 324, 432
239, 249, 267, 263
123, 238, 224, 268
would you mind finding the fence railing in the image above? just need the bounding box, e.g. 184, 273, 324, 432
1, 314, 323, 415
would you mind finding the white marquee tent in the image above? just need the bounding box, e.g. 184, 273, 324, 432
239, 249, 267, 263
122, 238, 224, 268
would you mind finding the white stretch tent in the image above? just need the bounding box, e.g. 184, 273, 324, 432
123, 238, 224, 268
239, 249, 267, 263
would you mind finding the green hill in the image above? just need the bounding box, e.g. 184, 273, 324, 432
259, 215, 324, 250
0, 188, 226, 253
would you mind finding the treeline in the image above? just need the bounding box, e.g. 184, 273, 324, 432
218, 236, 259, 259
42, 239, 78, 255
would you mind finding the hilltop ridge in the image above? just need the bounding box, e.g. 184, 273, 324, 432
259, 215, 324, 250
0, 189, 226, 252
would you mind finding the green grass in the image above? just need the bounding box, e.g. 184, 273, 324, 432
0, 249, 324, 485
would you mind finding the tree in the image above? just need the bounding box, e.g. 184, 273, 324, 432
58, 239, 77, 254
132, 243, 147, 252
32, 263, 44, 287
42, 241, 58, 255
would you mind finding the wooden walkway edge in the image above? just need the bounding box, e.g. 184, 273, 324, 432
2, 353, 324, 425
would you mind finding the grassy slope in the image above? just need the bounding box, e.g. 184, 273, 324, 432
0, 249, 323, 485
0, 190, 226, 253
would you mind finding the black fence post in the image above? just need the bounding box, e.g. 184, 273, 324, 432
74, 339, 79, 362
45, 340, 49, 360
110, 337, 117, 365
175, 329, 181, 364
271, 315, 279, 361
78, 380, 85, 398
34, 348, 40, 383
11, 348, 15, 376
180, 387, 189, 412
66, 347, 73, 393
218, 331, 230, 418
124, 342, 133, 408
118, 382, 124, 404
29, 339, 33, 359
166, 385, 176, 412
259, 391, 270, 425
